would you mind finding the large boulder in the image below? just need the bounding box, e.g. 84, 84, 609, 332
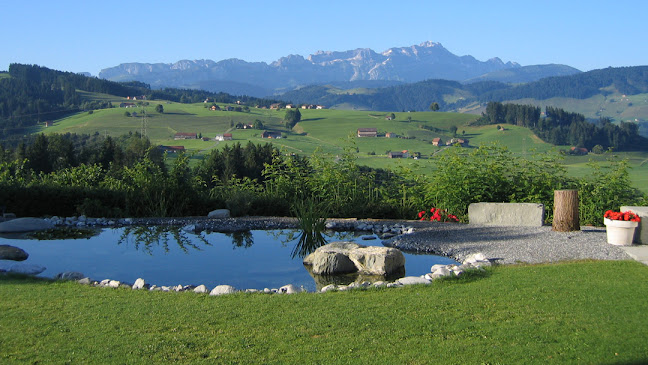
0, 245, 29, 261
348, 246, 405, 275
0, 218, 55, 233
303, 241, 405, 276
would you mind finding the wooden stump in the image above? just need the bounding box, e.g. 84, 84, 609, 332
553, 190, 580, 232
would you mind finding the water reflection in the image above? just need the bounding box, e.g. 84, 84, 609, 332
224, 231, 254, 248
117, 226, 210, 255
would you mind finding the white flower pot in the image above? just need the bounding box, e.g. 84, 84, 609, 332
604, 218, 638, 245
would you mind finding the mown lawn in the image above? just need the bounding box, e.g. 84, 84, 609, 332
1, 260, 647, 364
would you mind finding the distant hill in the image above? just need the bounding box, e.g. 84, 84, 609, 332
99, 41, 566, 96
463, 64, 581, 84
277, 66, 648, 131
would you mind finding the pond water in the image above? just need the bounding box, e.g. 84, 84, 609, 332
1, 227, 457, 292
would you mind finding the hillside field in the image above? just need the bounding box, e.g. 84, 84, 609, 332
41, 96, 648, 193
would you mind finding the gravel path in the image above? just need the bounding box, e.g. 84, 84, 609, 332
384, 223, 632, 264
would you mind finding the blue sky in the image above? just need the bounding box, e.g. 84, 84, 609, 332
2, 0, 646, 76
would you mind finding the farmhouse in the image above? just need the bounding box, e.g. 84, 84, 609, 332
270, 103, 281, 110
388, 150, 410, 159
119, 102, 136, 108
209, 105, 220, 111
385, 132, 398, 138
158, 145, 185, 153
432, 137, 443, 146
215, 133, 234, 141
357, 128, 377, 137
261, 131, 282, 139
174, 132, 197, 140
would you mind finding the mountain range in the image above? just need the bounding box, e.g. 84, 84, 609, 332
99, 41, 580, 97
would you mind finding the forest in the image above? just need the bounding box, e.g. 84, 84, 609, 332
475, 102, 646, 151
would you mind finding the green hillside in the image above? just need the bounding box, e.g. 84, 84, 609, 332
43, 97, 648, 193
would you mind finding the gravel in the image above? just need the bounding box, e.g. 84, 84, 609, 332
383, 223, 632, 264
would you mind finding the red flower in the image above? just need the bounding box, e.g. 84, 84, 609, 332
605, 210, 641, 222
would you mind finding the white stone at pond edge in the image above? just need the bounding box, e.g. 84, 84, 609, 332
208, 209, 230, 219
55, 271, 85, 281
0, 261, 46, 275
193, 285, 208, 294
0, 218, 55, 233
463, 253, 488, 265
279, 284, 302, 294
108, 280, 121, 288
320, 284, 337, 292
210, 285, 237, 296
132, 278, 146, 290
432, 266, 452, 277
397, 276, 432, 286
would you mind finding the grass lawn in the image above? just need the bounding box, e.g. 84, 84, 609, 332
1, 260, 647, 363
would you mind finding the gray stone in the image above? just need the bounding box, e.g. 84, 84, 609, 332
373, 281, 387, 287
463, 253, 488, 264
209, 285, 237, 296
208, 209, 230, 219
0, 218, 55, 233
621, 206, 648, 244
468, 203, 545, 227
181, 224, 196, 233
132, 278, 146, 290
0, 261, 46, 275
77, 277, 91, 285
55, 271, 85, 281
432, 266, 452, 277
245, 289, 259, 293
99, 279, 111, 286
0, 245, 29, 261
397, 276, 432, 285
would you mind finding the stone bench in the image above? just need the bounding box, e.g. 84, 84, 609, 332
621, 206, 648, 244
468, 203, 545, 227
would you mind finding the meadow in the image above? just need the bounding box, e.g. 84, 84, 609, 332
41, 96, 648, 193
1, 261, 647, 363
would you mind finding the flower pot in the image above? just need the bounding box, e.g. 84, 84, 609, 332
604, 218, 638, 245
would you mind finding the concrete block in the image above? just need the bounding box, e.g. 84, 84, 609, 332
621, 206, 648, 244
468, 203, 545, 227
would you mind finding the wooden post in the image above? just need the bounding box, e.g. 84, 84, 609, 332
553, 190, 580, 232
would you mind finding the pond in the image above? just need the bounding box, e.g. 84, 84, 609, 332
1, 227, 458, 292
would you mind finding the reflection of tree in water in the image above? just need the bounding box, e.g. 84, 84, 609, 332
225, 231, 254, 248
117, 226, 210, 255
271, 229, 359, 259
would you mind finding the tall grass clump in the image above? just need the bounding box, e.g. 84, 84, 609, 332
290, 198, 329, 258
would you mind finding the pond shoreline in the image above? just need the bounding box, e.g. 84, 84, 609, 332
113, 216, 633, 265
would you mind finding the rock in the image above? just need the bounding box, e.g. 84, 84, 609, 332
430, 264, 447, 273
0, 261, 46, 275
77, 277, 91, 285
279, 284, 302, 294
181, 224, 196, 233
208, 209, 230, 219
373, 281, 386, 287
245, 289, 259, 293
108, 280, 121, 288
303, 242, 361, 275
132, 278, 146, 290
263, 288, 272, 293
397, 276, 432, 285
209, 285, 237, 296
0, 245, 29, 261
360, 235, 376, 240
320, 284, 337, 292
193, 285, 208, 293
0, 218, 55, 233
468, 203, 544, 227
381, 233, 396, 239
463, 253, 487, 264
432, 266, 452, 277
304, 242, 405, 276
55, 271, 85, 281
348, 246, 405, 275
